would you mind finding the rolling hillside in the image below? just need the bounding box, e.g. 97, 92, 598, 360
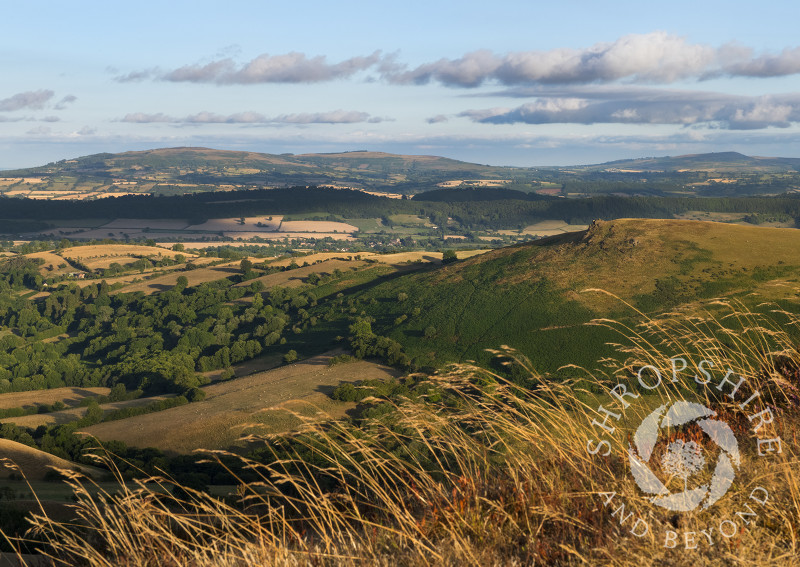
586, 151, 800, 172
350, 219, 800, 373
3, 147, 800, 200
1, 147, 519, 196
0, 439, 104, 481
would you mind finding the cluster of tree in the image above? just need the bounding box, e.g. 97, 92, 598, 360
4, 185, 800, 235
0, 257, 44, 290
0, 269, 322, 395
348, 318, 410, 368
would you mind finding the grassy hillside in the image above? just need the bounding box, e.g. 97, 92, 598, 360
587, 151, 800, 172
0, 439, 103, 481
2, 147, 519, 196
1, 218, 800, 563
348, 219, 800, 373
81, 353, 398, 453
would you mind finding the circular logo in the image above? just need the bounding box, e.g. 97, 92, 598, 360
628, 401, 741, 512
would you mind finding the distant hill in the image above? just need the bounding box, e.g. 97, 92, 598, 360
2, 147, 519, 195
584, 151, 800, 172
3, 147, 800, 199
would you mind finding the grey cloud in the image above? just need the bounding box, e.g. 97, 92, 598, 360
723, 46, 800, 78
459, 89, 800, 130
161, 51, 383, 84
185, 111, 268, 124
0, 90, 55, 111
120, 110, 385, 124
272, 110, 381, 124
26, 126, 52, 136
426, 115, 449, 124
121, 112, 174, 123
114, 69, 159, 83
478, 85, 728, 101
54, 95, 77, 110
42, 116, 61, 122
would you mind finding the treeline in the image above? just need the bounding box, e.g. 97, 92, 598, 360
4, 186, 800, 233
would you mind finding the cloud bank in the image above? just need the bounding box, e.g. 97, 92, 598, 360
385, 33, 800, 87
459, 89, 800, 129
117, 34, 800, 88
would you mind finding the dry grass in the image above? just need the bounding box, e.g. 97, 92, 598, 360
521, 221, 589, 235
60, 245, 193, 269
1, 395, 176, 429
222, 232, 355, 241
23, 252, 75, 277
266, 253, 365, 267
80, 354, 398, 453
366, 250, 490, 265
0, 440, 103, 481
436, 179, 510, 187
236, 260, 367, 289
113, 261, 243, 295
4, 302, 800, 565
0, 388, 109, 411
279, 221, 358, 233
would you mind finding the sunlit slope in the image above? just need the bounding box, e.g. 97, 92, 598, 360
0, 439, 103, 480
356, 219, 800, 372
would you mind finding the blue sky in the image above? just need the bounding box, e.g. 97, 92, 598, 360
2, 0, 800, 168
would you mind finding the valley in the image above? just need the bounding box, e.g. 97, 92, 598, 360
0, 148, 799, 564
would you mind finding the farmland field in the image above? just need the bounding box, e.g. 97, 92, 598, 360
0, 387, 109, 410
59, 244, 194, 268
25, 251, 76, 276
279, 220, 358, 233
112, 260, 243, 294
234, 259, 367, 289
185, 217, 282, 232
81, 354, 399, 453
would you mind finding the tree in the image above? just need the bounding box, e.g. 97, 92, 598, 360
661, 440, 705, 491
349, 319, 375, 358
283, 350, 298, 364
442, 249, 457, 264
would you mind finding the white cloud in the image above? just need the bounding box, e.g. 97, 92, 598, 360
113, 35, 800, 90
385, 33, 719, 86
